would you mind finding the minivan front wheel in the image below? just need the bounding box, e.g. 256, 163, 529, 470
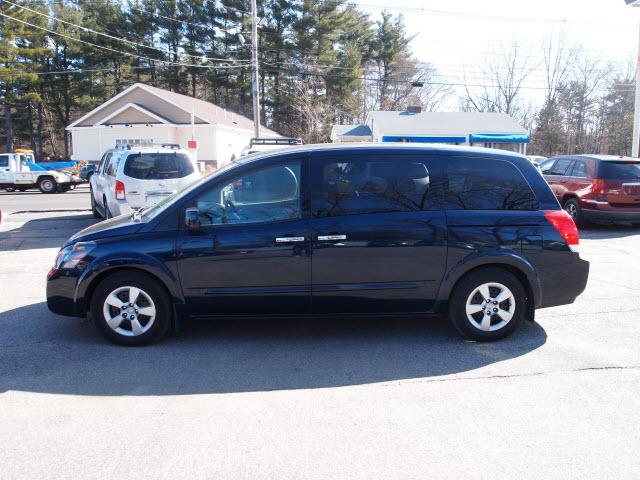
449, 268, 526, 341
90, 271, 171, 346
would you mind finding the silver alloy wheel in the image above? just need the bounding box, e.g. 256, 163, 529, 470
464, 282, 515, 332
102, 286, 157, 337
565, 202, 578, 220
40, 179, 55, 192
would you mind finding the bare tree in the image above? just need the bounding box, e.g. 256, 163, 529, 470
460, 41, 537, 122
542, 30, 579, 104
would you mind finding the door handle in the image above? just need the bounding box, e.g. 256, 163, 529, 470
317, 234, 347, 241
275, 236, 305, 243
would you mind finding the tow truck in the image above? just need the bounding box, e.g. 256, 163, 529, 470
0, 150, 82, 193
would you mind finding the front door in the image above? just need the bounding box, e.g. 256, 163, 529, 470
309, 152, 447, 314
176, 158, 311, 317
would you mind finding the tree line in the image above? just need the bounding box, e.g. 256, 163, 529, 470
0, 0, 634, 159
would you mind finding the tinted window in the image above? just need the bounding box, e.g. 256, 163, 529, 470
311, 156, 438, 217
195, 161, 301, 226
124, 152, 194, 180
547, 158, 573, 176
570, 160, 588, 178
0, 155, 9, 168
598, 161, 640, 180
444, 156, 538, 210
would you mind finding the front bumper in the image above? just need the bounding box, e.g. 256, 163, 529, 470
46, 268, 82, 317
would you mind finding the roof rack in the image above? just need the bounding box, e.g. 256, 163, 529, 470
249, 137, 303, 147
114, 143, 181, 150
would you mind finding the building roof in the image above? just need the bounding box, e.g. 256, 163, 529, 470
331, 124, 372, 137
367, 111, 528, 136
67, 83, 279, 136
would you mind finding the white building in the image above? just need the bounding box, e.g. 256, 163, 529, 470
331, 110, 530, 154
67, 83, 280, 168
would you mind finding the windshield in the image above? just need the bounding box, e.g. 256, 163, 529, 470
598, 161, 640, 180
124, 152, 194, 180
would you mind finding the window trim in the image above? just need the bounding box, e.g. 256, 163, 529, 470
180, 156, 309, 230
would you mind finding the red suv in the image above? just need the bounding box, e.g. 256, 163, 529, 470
541, 155, 640, 226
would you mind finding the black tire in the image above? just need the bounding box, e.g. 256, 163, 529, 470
5, 187, 15, 192
58, 184, 71, 193
103, 197, 112, 219
17, 187, 27, 192
38, 176, 57, 194
563, 198, 585, 228
90, 271, 172, 346
448, 267, 526, 341
90, 186, 101, 218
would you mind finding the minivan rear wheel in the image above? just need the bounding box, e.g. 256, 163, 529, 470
90, 271, 172, 346
449, 268, 526, 341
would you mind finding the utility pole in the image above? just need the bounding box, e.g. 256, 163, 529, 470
626, 1, 640, 156
251, 0, 261, 138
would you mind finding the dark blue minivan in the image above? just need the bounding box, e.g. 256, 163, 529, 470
46, 144, 589, 345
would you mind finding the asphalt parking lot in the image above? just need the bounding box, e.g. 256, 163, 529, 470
1, 189, 639, 479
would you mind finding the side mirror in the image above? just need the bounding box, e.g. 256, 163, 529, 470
185, 207, 201, 232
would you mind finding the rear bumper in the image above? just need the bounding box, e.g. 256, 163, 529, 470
539, 253, 590, 308
582, 208, 640, 223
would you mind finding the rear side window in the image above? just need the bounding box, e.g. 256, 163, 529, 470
311, 155, 439, 217
444, 156, 539, 211
569, 160, 588, 178
547, 158, 573, 176
124, 153, 194, 180
597, 161, 640, 180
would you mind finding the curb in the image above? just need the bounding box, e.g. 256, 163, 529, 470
9, 209, 92, 215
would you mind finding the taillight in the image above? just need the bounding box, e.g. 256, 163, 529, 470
591, 179, 606, 200
115, 180, 126, 200
544, 210, 579, 253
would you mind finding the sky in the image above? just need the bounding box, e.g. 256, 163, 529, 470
353, 0, 640, 108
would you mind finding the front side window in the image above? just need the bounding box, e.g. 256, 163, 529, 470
194, 161, 301, 226
124, 152, 194, 180
311, 156, 438, 217
444, 156, 539, 211
0, 155, 9, 168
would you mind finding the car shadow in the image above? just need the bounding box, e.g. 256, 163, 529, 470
580, 223, 640, 240
0, 214, 97, 251
0, 302, 547, 396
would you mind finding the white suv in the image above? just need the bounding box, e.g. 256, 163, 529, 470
90, 144, 201, 219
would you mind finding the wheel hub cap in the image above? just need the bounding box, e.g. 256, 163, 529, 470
465, 282, 516, 332
102, 286, 156, 337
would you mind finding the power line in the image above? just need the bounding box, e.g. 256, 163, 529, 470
2, 0, 250, 64
0, 11, 247, 70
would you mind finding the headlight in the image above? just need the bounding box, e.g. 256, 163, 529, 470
54, 241, 96, 270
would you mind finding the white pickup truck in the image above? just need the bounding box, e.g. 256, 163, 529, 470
0, 152, 81, 193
